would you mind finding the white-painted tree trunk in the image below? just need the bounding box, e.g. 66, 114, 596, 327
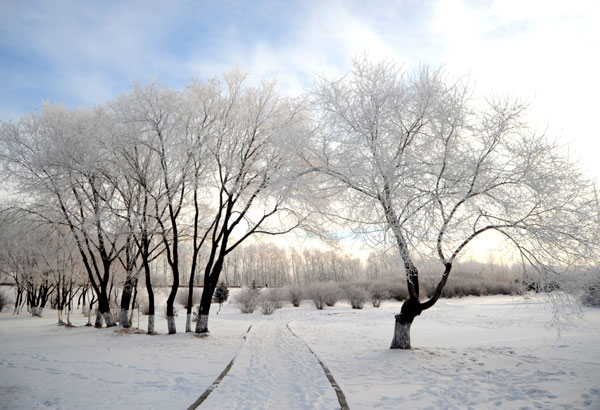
167, 315, 176, 334
147, 315, 155, 334
185, 313, 192, 332
57, 309, 64, 324
128, 305, 135, 326
94, 311, 103, 327
119, 308, 130, 328
102, 312, 114, 327
195, 314, 209, 334
390, 321, 412, 349
66, 308, 72, 326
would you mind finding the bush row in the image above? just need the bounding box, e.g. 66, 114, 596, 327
230, 274, 520, 314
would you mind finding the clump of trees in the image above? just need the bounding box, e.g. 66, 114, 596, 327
1, 57, 598, 349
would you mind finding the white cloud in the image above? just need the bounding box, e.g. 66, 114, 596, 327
429, 0, 600, 181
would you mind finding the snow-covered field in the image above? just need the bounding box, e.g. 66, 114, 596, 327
1, 294, 599, 409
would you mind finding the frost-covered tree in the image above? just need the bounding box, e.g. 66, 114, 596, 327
0, 105, 122, 327
195, 71, 308, 334
114, 83, 195, 334
307, 57, 600, 348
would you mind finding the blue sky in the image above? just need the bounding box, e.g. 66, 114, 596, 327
0, 0, 436, 114
1, 0, 600, 181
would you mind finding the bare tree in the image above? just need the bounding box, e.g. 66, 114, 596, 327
307, 57, 599, 348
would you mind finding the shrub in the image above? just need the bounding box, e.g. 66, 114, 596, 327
308, 285, 326, 309
388, 281, 409, 301
346, 286, 369, 309
261, 299, 277, 315
176, 288, 200, 309
286, 285, 304, 307
368, 281, 390, 307
259, 289, 282, 315
581, 276, 600, 307
322, 282, 342, 307
235, 288, 258, 313
483, 280, 515, 296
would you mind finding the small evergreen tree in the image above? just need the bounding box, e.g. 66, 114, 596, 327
212, 282, 229, 313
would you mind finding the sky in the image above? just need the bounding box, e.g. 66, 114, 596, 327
1, 0, 599, 262
1, 0, 599, 179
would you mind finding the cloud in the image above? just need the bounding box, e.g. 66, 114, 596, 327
1, 0, 598, 181
182, 1, 410, 96
428, 0, 600, 180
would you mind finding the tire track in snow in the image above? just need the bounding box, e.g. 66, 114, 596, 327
187, 325, 252, 410
197, 320, 340, 409
286, 321, 350, 410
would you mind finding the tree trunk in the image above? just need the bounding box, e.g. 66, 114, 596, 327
390, 298, 422, 349
102, 312, 113, 327
142, 246, 155, 333
129, 281, 138, 326
94, 311, 103, 327
119, 273, 135, 328
186, 313, 193, 333
196, 314, 209, 334
97, 293, 114, 327
147, 314, 155, 334
119, 308, 130, 328
167, 315, 176, 334
195, 257, 223, 334
195, 279, 218, 333
391, 317, 412, 349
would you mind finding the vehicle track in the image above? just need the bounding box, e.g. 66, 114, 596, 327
189, 320, 347, 409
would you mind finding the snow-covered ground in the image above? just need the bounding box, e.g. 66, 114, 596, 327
1, 294, 599, 409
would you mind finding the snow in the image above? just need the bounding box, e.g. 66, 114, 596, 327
200, 320, 339, 409
1, 294, 599, 409
0, 308, 248, 410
